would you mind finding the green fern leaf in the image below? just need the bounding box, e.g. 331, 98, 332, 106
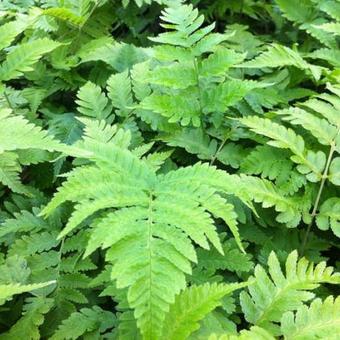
329, 157, 340, 185
239, 44, 323, 80
0, 297, 54, 340
275, 0, 337, 48
76, 81, 111, 119
202, 80, 259, 114
0, 209, 49, 239
107, 70, 134, 116
40, 119, 247, 339
275, 0, 316, 24
140, 91, 201, 127
161, 127, 217, 160
315, 22, 340, 35
0, 18, 30, 51
146, 63, 196, 89
0, 38, 61, 81
0, 281, 55, 305
149, 4, 215, 48
161, 282, 248, 340
281, 296, 340, 339
239, 116, 326, 182
208, 326, 275, 340
200, 47, 246, 77
0, 152, 27, 194
277, 107, 338, 146
240, 176, 302, 227
43, 8, 85, 27
0, 109, 86, 157
8, 231, 59, 257
240, 251, 340, 334
51, 306, 115, 340
316, 197, 340, 237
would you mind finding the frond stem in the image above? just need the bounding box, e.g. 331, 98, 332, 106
300, 129, 339, 255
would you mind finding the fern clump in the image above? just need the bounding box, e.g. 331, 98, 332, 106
0, 0, 339, 339
41, 119, 249, 338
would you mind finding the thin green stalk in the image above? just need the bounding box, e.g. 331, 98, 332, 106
3, 91, 13, 110
300, 133, 338, 255
193, 57, 204, 127
210, 135, 229, 166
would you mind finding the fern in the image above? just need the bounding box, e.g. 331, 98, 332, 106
40, 119, 248, 338
316, 197, 340, 237
0, 297, 54, 340
280, 296, 340, 339
0, 281, 55, 305
208, 326, 275, 340
136, 3, 255, 127
239, 44, 324, 80
240, 250, 340, 334
51, 306, 115, 340
43, 8, 86, 27
0, 109, 88, 157
0, 152, 27, 194
275, 0, 337, 48
0, 38, 61, 81
0, 0, 340, 339
161, 282, 248, 340
76, 81, 111, 119
239, 116, 326, 182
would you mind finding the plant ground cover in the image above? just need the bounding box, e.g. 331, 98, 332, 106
0, 0, 339, 339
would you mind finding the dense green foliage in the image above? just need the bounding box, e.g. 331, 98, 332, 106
0, 0, 339, 339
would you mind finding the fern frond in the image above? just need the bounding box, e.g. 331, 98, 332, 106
208, 326, 275, 340
199, 47, 246, 77
1, 297, 54, 340
140, 91, 201, 127
308, 48, 340, 67
0, 210, 49, 239
161, 127, 217, 160
41, 119, 248, 339
146, 62, 196, 89
202, 80, 259, 114
197, 237, 253, 273
107, 70, 134, 116
43, 8, 85, 27
0, 109, 59, 152
0, 152, 27, 194
0, 18, 29, 51
275, 0, 316, 24
275, 0, 337, 48
161, 282, 248, 340
0, 38, 61, 81
315, 22, 340, 35
8, 231, 59, 257
281, 296, 340, 339
300, 97, 340, 130
149, 4, 215, 48
316, 197, 340, 237
241, 146, 292, 182
239, 44, 323, 80
241, 176, 302, 227
329, 157, 340, 185
240, 251, 340, 333
277, 107, 338, 146
76, 81, 111, 119
51, 306, 115, 340
0, 109, 86, 157
0, 281, 55, 305
239, 116, 326, 182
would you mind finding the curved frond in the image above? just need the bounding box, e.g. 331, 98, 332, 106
240, 251, 340, 333
161, 282, 248, 340
281, 296, 340, 339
